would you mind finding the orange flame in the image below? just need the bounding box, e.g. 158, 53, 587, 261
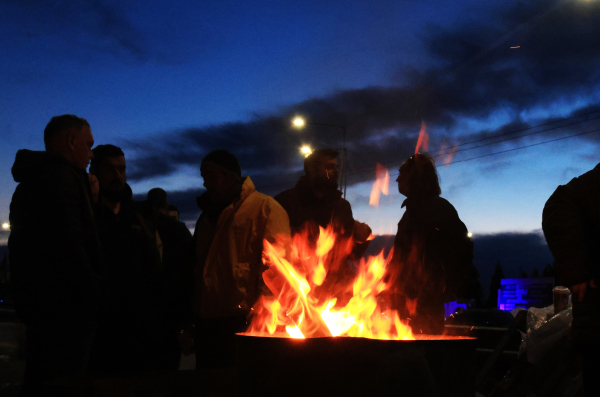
414, 121, 429, 155
444, 143, 458, 165
369, 163, 389, 208
248, 225, 414, 340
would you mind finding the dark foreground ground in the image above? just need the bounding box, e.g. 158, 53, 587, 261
0, 310, 584, 397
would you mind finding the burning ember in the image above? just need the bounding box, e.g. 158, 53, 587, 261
414, 120, 429, 155
369, 163, 389, 208
247, 224, 414, 340
440, 141, 458, 165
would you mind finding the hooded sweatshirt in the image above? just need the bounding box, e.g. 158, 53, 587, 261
8, 149, 102, 322
193, 177, 291, 319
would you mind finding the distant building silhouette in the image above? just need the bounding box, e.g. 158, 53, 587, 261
487, 262, 504, 308
542, 263, 556, 278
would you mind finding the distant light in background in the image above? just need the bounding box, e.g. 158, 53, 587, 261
467, 232, 473, 238
1, 223, 9, 230
300, 145, 313, 157
510, 46, 521, 49
292, 116, 306, 128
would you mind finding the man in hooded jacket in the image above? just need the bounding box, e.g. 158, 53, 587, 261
191, 149, 290, 368
542, 164, 600, 395
8, 115, 102, 395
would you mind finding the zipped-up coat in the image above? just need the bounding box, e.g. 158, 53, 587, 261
195, 177, 291, 319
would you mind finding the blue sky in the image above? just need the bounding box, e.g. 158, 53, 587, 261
1, 0, 600, 247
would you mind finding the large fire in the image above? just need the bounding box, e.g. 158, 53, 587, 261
246, 224, 414, 340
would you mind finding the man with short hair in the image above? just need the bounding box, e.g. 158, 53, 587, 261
274, 149, 371, 291
147, 187, 169, 214
89, 144, 189, 374
191, 149, 290, 368
8, 115, 102, 395
276, 148, 371, 243
166, 204, 180, 221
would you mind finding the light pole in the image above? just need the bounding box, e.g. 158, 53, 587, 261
292, 117, 347, 198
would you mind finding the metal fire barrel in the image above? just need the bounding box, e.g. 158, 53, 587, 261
235, 334, 476, 397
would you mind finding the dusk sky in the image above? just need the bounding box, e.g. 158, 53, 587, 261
2, 0, 600, 268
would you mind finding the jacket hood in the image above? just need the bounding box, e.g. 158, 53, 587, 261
196, 176, 254, 212
196, 177, 255, 226
11, 150, 71, 183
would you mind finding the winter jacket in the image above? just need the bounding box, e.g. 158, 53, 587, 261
542, 164, 600, 346
275, 176, 368, 259
194, 177, 291, 319
92, 184, 162, 322
275, 176, 354, 236
8, 150, 102, 323
90, 185, 186, 374
542, 164, 600, 287
391, 195, 472, 334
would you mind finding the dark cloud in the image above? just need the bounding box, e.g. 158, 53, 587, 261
0, 0, 208, 64
421, 0, 600, 114
2, 0, 146, 60
124, 0, 600, 195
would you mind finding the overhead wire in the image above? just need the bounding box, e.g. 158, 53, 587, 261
346, 118, 600, 179
439, 127, 600, 167
432, 109, 600, 156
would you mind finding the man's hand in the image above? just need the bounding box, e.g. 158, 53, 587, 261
353, 221, 372, 243
572, 279, 597, 302
88, 174, 99, 203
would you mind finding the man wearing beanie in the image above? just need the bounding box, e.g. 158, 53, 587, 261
191, 149, 290, 368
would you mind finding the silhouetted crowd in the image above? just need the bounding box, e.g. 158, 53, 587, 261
5, 114, 600, 395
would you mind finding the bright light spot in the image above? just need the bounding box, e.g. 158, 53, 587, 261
467, 232, 473, 238
292, 116, 306, 128
300, 145, 312, 157
1, 223, 9, 230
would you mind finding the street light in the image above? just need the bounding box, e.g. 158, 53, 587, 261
1, 223, 9, 230
292, 117, 306, 128
291, 116, 347, 198
300, 145, 313, 157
